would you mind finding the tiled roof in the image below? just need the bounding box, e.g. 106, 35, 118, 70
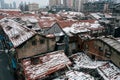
38, 20, 56, 28
21, 50, 72, 80
57, 20, 76, 28
0, 18, 36, 48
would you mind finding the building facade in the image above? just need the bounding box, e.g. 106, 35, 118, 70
49, 0, 61, 8
83, 1, 113, 12
81, 37, 120, 67
73, 0, 88, 11
28, 3, 39, 11
112, 4, 120, 27
111, 3, 120, 37
16, 34, 56, 59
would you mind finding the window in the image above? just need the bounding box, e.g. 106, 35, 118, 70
105, 49, 111, 58
85, 44, 89, 50
32, 40, 37, 45
40, 39, 45, 44
116, 20, 119, 22
99, 47, 103, 52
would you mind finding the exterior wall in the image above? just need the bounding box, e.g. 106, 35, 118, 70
113, 7, 120, 27
68, 36, 78, 54
86, 39, 120, 67
16, 35, 55, 59
90, 29, 105, 37
77, 36, 120, 67
69, 42, 77, 54
111, 51, 120, 67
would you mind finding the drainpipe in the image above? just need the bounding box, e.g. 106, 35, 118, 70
47, 38, 49, 52
64, 35, 69, 55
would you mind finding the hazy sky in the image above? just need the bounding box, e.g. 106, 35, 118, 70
5, 0, 49, 7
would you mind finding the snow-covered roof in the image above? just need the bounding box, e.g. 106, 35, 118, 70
71, 53, 120, 80
40, 16, 56, 21
21, 50, 72, 80
100, 38, 120, 52
21, 16, 38, 23
62, 21, 104, 34
66, 70, 94, 80
104, 13, 112, 19
72, 53, 107, 69
88, 23, 104, 30
97, 62, 120, 80
63, 27, 73, 37
0, 18, 36, 47
54, 32, 64, 36
90, 13, 101, 20
64, 11, 85, 17
0, 9, 21, 11
116, 38, 120, 42
70, 22, 90, 34
54, 70, 95, 80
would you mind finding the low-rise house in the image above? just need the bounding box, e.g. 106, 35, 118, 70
85, 37, 120, 67
20, 16, 41, 31
90, 13, 114, 35
58, 11, 85, 20
39, 21, 67, 54
70, 52, 120, 80
63, 20, 105, 51
57, 20, 78, 54
69, 20, 105, 37
10, 15, 41, 32
0, 9, 21, 16
21, 50, 72, 80
0, 18, 56, 59
90, 13, 112, 24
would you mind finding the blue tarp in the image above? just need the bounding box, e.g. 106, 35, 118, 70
11, 58, 17, 69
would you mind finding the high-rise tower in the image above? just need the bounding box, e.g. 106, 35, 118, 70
49, 0, 61, 7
